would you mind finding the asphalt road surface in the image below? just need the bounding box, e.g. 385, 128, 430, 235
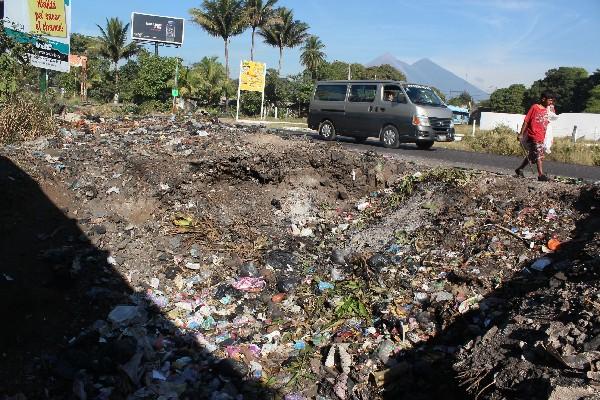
280, 130, 600, 183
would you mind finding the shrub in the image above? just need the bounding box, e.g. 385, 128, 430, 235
0, 94, 57, 145
461, 124, 522, 156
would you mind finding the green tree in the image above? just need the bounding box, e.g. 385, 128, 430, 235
524, 67, 588, 112
0, 20, 37, 98
363, 64, 406, 81
96, 17, 139, 101
265, 68, 292, 108
244, 0, 278, 61
188, 56, 231, 106
584, 85, 600, 113
130, 52, 178, 103
258, 7, 309, 74
576, 69, 600, 112
300, 35, 326, 80
319, 61, 365, 80
489, 84, 526, 114
190, 0, 247, 79
448, 91, 473, 108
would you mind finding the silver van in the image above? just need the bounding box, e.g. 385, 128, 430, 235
307, 80, 455, 149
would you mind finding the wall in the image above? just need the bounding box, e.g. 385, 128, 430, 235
480, 112, 600, 141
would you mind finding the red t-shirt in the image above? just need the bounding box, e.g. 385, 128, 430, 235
523, 104, 549, 142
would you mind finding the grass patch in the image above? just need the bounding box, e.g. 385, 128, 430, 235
441, 125, 600, 166
0, 94, 57, 145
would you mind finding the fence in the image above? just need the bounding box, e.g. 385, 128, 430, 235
480, 112, 600, 141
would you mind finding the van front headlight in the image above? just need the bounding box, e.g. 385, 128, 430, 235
412, 114, 430, 127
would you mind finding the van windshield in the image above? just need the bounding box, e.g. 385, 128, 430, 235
403, 84, 444, 107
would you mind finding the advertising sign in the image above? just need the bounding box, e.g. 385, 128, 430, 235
239, 60, 266, 92
131, 13, 184, 45
236, 60, 267, 121
2, 0, 71, 72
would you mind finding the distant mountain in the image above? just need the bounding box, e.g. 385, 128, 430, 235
367, 53, 489, 101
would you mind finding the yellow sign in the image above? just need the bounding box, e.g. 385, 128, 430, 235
29, 0, 67, 38
239, 61, 266, 92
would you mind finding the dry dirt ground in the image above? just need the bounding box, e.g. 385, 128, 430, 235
1, 115, 599, 400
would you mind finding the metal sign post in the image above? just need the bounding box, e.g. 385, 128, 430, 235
260, 66, 267, 120
236, 60, 242, 121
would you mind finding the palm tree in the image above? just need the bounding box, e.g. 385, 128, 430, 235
96, 17, 139, 100
188, 56, 231, 105
300, 35, 325, 80
244, 0, 278, 60
189, 0, 247, 79
258, 7, 309, 74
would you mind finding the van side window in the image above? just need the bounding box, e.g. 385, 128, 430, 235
383, 85, 404, 102
314, 85, 347, 101
349, 85, 377, 103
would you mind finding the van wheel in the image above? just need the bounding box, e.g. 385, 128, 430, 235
318, 120, 336, 141
381, 125, 400, 149
416, 140, 434, 150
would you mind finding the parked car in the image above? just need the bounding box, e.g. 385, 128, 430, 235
307, 80, 455, 149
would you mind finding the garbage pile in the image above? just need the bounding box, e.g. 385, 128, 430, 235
1, 114, 598, 400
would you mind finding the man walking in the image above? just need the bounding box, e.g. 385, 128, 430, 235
515, 92, 555, 181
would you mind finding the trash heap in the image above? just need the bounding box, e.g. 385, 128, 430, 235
1, 114, 598, 400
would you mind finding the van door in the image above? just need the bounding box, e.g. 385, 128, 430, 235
310, 84, 348, 131
381, 84, 413, 136
344, 84, 378, 135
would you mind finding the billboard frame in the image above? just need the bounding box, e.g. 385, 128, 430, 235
130, 12, 185, 47
2, 0, 71, 73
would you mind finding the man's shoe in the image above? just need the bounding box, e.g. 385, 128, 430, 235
515, 168, 525, 178
538, 175, 551, 182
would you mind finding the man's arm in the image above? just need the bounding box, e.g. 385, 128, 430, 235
518, 121, 528, 138
518, 106, 533, 140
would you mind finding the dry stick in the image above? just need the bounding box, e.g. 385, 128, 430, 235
484, 224, 530, 246
475, 379, 496, 400
519, 140, 536, 176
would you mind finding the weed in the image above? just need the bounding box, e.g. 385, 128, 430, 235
0, 94, 56, 144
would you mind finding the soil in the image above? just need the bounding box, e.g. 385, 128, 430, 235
1, 114, 598, 400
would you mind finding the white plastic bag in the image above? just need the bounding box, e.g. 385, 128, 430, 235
544, 106, 557, 154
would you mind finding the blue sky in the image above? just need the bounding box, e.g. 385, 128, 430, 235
73, 0, 600, 92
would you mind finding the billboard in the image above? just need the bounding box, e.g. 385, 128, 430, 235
2, 0, 71, 72
131, 13, 184, 45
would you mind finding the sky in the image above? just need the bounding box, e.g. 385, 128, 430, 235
72, 0, 600, 93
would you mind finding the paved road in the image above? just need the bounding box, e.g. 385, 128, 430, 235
280, 130, 600, 182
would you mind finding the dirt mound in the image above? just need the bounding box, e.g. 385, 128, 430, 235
1, 115, 598, 400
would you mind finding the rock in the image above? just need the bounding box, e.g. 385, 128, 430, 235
277, 276, 299, 293
168, 237, 182, 250
337, 190, 349, 200
215, 358, 249, 378
433, 291, 454, 302
239, 262, 260, 278
265, 250, 297, 270
92, 225, 107, 235
331, 249, 348, 265
271, 198, 282, 210
376, 340, 396, 364
367, 253, 389, 271
108, 305, 145, 326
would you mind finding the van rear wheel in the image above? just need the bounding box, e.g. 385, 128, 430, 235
318, 120, 336, 141
381, 125, 400, 149
416, 140, 434, 150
